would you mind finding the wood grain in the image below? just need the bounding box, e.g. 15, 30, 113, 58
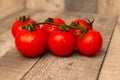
22, 12, 117, 80
0, 0, 25, 19
97, 0, 120, 15
0, 30, 14, 57
26, 0, 65, 11
0, 48, 39, 80
98, 17, 120, 80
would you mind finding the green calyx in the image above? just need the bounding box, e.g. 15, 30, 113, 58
19, 15, 30, 22
71, 25, 87, 34
70, 22, 88, 34
20, 16, 90, 33
70, 21, 78, 26
19, 15, 36, 32
35, 17, 58, 26
59, 25, 69, 31
45, 17, 54, 23
21, 23, 36, 32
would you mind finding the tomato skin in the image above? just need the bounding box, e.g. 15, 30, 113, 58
12, 19, 36, 38
15, 28, 47, 57
41, 18, 65, 36
69, 29, 82, 37
48, 30, 76, 56
41, 24, 59, 35
77, 30, 103, 56
72, 19, 92, 30
53, 18, 65, 24
69, 19, 93, 37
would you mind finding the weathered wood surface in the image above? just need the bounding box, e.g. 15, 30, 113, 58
0, 10, 118, 80
98, 17, 120, 80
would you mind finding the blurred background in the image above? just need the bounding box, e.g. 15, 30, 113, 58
0, 0, 120, 19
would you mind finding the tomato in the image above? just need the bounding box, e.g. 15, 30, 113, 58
52, 18, 65, 24
69, 28, 82, 37
11, 16, 36, 38
41, 18, 65, 36
77, 30, 103, 56
71, 19, 93, 30
69, 19, 93, 37
48, 30, 76, 56
15, 28, 47, 57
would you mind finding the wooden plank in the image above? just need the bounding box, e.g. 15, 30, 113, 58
0, 48, 39, 80
22, 12, 117, 80
98, 17, 120, 80
0, 10, 63, 80
31, 10, 63, 21
98, 0, 120, 15
0, 30, 14, 57
65, 0, 97, 13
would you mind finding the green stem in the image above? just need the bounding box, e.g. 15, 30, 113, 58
35, 22, 65, 26
87, 18, 94, 27
35, 22, 87, 33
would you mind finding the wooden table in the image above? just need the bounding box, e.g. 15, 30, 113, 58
0, 10, 120, 80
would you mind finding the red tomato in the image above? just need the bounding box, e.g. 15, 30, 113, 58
72, 19, 93, 30
69, 19, 93, 37
11, 16, 36, 38
53, 18, 65, 24
41, 18, 65, 36
48, 30, 76, 56
15, 28, 47, 57
77, 30, 103, 56
69, 28, 82, 37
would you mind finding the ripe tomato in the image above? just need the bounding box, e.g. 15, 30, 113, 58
69, 28, 83, 37
41, 18, 65, 36
69, 19, 93, 37
48, 30, 76, 56
15, 28, 47, 57
77, 30, 103, 56
11, 16, 36, 38
71, 19, 93, 30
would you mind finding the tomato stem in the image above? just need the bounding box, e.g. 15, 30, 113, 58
70, 21, 88, 34
36, 22, 88, 33
20, 16, 88, 33
86, 18, 94, 28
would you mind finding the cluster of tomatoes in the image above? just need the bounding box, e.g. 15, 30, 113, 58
11, 15, 103, 57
